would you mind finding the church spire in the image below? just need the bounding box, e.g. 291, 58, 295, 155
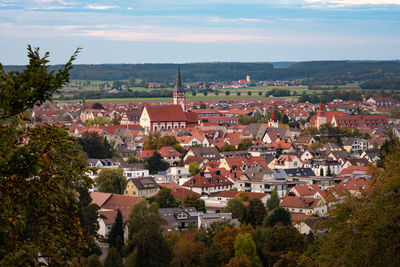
175, 65, 183, 91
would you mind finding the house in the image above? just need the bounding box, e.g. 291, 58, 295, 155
339, 178, 371, 196
159, 207, 198, 232
125, 177, 160, 198
332, 114, 388, 128
303, 158, 341, 176
158, 182, 201, 200
184, 147, 221, 162
280, 195, 327, 216
288, 184, 326, 202
91, 192, 141, 241
182, 169, 234, 195
360, 150, 380, 162
366, 97, 399, 107
269, 154, 303, 169
158, 146, 182, 166
198, 213, 240, 229
139, 104, 189, 132
342, 137, 369, 153
294, 217, 327, 235
165, 166, 191, 185
215, 190, 270, 205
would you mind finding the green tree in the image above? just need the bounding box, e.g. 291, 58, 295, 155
253, 226, 304, 266
200, 103, 207, 109
78, 131, 108, 158
234, 233, 262, 267
0, 46, 96, 265
237, 138, 254, 151
152, 187, 179, 208
245, 198, 267, 227
247, 91, 252, 96
183, 194, 206, 212
96, 168, 127, 194
258, 91, 262, 96
264, 207, 291, 227
266, 189, 280, 211
125, 200, 172, 267
146, 152, 170, 174
189, 161, 201, 176
107, 209, 125, 254
224, 198, 246, 222
220, 143, 237, 152
127, 156, 144, 164
104, 247, 123, 267
92, 102, 104, 110
316, 143, 400, 266
104, 137, 117, 158
237, 92, 241, 96
225, 90, 230, 96
87, 254, 103, 267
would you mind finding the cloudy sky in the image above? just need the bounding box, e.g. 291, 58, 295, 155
1, 0, 399, 64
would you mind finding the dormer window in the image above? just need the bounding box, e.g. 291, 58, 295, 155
177, 212, 188, 219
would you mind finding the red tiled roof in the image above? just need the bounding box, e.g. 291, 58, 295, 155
280, 195, 321, 209
292, 184, 326, 199
145, 105, 187, 122
158, 146, 182, 157
159, 182, 201, 200
182, 169, 234, 188
337, 165, 371, 177
91, 192, 112, 207
339, 178, 371, 192
101, 194, 141, 223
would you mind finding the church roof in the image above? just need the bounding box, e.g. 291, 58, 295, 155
145, 105, 187, 122
175, 65, 184, 92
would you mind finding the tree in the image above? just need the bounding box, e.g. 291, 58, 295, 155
87, 254, 103, 267
247, 91, 252, 96
78, 131, 108, 158
96, 168, 127, 194
200, 103, 207, 109
320, 168, 324, 176
316, 142, 400, 266
258, 91, 262, 96
237, 138, 253, 151
104, 137, 117, 158
264, 207, 291, 227
125, 200, 172, 267
281, 114, 289, 124
146, 152, 169, 174
127, 156, 144, 164
189, 161, 201, 176
225, 90, 231, 96
107, 209, 124, 254
152, 187, 179, 208
253, 226, 304, 266
92, 102, 104, 110
224, 198, 246, 222
0, 46, 97, 265
227, 255, 252, 267
203, 91, 208, 96
104, 247, 122, 267
220, 143, 237, 152
170, 231, 206, 267
183, 194, 206, 212
245, 198, 267, 227
237, 92, 241, 96
234, 233, 262, 267
144, 132, 179, 150
266, 189, 280, 211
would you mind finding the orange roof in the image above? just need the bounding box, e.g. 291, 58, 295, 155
292, 184, 326, 199
339, 178, 371, 192
280, 195, 321, 209
159, 182, 201, 200
145, 105, 187, 122
337, 165, 371, 177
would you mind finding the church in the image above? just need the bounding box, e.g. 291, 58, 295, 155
139, 66, 199, 132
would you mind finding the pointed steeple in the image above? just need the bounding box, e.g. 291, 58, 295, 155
175, 65, 183, 91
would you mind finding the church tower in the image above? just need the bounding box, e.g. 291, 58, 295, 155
173, 66, 186, 111
316, 102, 326, 129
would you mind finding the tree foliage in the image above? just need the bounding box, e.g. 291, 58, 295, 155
266, 189, 280, 211
183, 194, 206, 212
96, 168, 127, 194
0, 46, 97, 265
264, 207, 291, 227
189, 161, 201, 176
146, 151, 170, 174
234, 233, 262, 267
107, 209, 124, 254
151, 187, 179, 208
125, 200, 172, 267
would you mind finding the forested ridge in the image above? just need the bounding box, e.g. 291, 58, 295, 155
4, 60, 400, 83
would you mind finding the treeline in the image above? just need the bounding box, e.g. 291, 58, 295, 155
297, 90, 363, 104
57, 89, 173, 100
4, 60, 400, 83
360, 79, 400, 90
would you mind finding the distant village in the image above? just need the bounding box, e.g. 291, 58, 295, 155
33, 67, 400, 242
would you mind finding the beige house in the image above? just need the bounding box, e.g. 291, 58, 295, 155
125, 177, 160, 198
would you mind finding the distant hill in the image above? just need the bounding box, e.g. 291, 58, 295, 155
4, 61, 400, 84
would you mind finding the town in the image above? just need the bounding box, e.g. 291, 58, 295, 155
26, 66, 400, 264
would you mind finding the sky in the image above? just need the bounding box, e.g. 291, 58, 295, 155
0, 0, 400, 64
